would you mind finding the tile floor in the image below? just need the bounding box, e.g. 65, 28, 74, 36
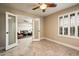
0, 37, 32, 56
0, 38, 79, 56
31, 40, 79, 56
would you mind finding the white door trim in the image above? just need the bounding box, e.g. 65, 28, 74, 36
5, 12, 18, 50
32, 18, 40, 41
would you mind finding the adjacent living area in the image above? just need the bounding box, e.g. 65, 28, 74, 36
0, 3, 79, 56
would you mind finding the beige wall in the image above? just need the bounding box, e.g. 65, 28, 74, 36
44, 4, 79, 48
0, 13, 5, 49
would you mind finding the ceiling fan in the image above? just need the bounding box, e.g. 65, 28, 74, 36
32, 3, 57, 12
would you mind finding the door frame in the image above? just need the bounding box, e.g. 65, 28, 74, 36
32, 18, 40, 41
5, 12, 18, 50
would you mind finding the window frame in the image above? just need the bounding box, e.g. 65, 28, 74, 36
58, 11, 79, 39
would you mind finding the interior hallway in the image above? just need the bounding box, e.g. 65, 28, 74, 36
0, 38, 79, 56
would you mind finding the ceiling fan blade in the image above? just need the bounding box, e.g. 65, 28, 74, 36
32, 6, 40, 10
47, 3, 57, 7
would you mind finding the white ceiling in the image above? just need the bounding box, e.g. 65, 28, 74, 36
1, 3, 78, 17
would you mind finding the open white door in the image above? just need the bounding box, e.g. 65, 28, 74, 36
33, 18, 40, 41
5, 12, 18, 50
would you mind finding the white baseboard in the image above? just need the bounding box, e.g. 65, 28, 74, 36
33, 37, 45, 41
44, 37, 79, 51
0, 47, 5, 50
40, 37, 45, 40
32, 38, 41, 41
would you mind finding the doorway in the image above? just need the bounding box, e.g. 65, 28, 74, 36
17, 15, 40, 42
5, 12, 41, 50
17, 15, 33, 40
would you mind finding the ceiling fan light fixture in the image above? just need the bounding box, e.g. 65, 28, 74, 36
40, 3, 47, 9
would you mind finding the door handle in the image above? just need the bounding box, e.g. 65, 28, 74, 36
6, 32, 9, 34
